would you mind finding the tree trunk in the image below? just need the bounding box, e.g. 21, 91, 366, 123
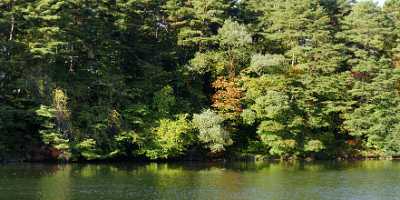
9, 1, 15, 41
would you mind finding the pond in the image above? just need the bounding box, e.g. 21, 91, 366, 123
1, 161, 400, 200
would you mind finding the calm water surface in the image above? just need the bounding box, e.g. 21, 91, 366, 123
1, 161, 400, 200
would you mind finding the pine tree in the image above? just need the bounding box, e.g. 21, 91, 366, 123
384, 0, 400, 68
240, 0, 350, 157
337, 1, 394, 67
340, 1, 400, 156
0, 0, 41, 159
164, 0, 231, 50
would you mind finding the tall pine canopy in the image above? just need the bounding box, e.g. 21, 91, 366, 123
1, 0, 400, 161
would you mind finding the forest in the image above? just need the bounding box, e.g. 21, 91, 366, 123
1, 0, 400, 161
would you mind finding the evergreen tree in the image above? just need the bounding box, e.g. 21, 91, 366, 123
3, 0, 400, 161
240, 0, 349, 158
340, 1, 400, 156
164, 0, 231, 50
384, 0, 400, 68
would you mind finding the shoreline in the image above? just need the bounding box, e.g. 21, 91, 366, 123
3, 154, 400, 164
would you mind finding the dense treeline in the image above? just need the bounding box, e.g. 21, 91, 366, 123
1, 0, 400, 161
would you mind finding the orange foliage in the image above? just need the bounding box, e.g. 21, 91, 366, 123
211, 77, 243, 117
346, 139, 359, 146
49, 147, 62, 159
351, 71, 369, 80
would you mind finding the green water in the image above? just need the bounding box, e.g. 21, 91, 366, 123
1, 161, 400, 200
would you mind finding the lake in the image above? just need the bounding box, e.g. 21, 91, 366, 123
1, 161, 400, 200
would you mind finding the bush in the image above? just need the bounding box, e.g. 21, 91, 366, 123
144, 115, 193, 159
192, 109, 233, 153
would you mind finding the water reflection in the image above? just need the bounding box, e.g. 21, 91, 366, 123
1, 161, 400, 200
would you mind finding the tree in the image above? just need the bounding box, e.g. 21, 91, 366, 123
339, 1, 400, 157
240, 0, 349, 158
384, 0, 400, 68
0, 0, 43, 160
344, 63, 400, 156
192, 109, 233, 153
143, 115, 193, 159
337, 1, 394, 66
4, 0, 400, 161
164, 0, 231, 49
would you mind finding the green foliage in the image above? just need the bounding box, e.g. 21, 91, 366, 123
76, 139, 100, 160
36, 105, 71, 160
114, 131, 142, 147
241, 109, 256, 125
337, 1, 394, 65
247, 54, 286, 75
164, 0, 230, 48
143, 115, 193, 159
188, 19, 252, 77
153, 85, 176, 116
192, 109, 233, 153
305, 140, 326, 153
218, 19, 252, 49
261, 135, 297, 158
344, 65, 400, 155
3, 0, 400, 161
